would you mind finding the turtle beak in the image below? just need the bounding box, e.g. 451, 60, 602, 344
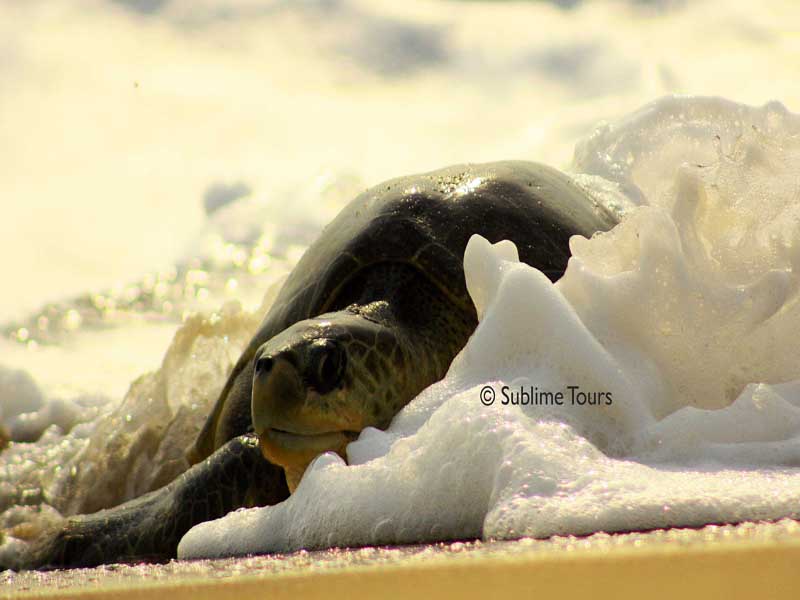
251, 352, 305, 444
251, 349, 354, 491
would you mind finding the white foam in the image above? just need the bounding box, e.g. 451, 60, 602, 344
179, 96, 800, 559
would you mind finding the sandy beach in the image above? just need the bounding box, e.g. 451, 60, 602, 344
5, 519, 800, 599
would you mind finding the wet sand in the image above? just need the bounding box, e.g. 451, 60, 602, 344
4, 519, 800, 599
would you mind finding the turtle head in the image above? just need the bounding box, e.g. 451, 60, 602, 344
251, 309, 408, 490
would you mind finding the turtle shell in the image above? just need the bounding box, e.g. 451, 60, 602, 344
190, 160, 618, 461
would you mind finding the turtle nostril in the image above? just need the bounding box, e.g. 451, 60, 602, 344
255, 356, 274, 375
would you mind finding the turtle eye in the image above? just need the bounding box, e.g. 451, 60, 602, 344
309, 340, 346, 394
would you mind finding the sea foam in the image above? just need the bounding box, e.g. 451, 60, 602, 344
179, 96, 800, 558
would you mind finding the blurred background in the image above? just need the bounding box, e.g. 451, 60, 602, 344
0, 0, 798, 395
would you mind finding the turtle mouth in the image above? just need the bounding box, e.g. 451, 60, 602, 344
257, 427, 359, 468
263, 427, 358, 450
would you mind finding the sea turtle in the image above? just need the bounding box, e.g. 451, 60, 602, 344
2, 161, 618, 570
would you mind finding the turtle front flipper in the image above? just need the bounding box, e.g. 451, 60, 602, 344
2, 434, 288, 571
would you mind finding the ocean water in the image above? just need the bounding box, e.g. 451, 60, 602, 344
2, 0, 800, 566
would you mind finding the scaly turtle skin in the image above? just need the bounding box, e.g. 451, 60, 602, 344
2, 161, 617, 570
